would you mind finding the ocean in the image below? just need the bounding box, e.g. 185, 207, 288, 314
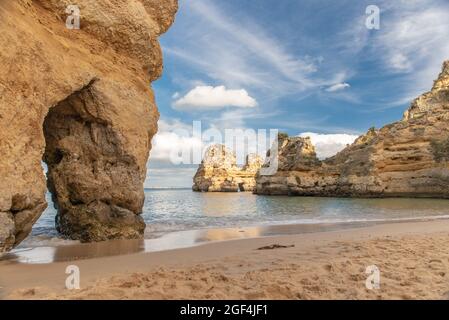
21, 188, 449, 249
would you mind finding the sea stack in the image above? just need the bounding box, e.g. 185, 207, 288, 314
193, 145, 263, 192
0, 0, 178, 252
255, 61, 449, 198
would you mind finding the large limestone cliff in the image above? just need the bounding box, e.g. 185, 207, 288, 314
0, 0, 178, 252
193, 145, 263, 192
256, 61, 449, 197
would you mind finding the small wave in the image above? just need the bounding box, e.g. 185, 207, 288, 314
25, 190, 449, 248
143, 214, 449, 240
18, 235, 80, 249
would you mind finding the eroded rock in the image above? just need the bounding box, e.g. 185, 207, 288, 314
0, 0, 178, 251
256, 61, 449, 197
193, 145, 263, 192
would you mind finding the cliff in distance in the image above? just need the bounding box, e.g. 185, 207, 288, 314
193, 145, 263, 192
256, 61, 449, 197
0, 0, 177, 252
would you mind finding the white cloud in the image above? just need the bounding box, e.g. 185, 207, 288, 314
151, 132, 202, 161
188, 1, 317, 85
145, 166, 197, 189
157, 118, 192, 132
147, 119, 203, 188
374, 2, 449, 94
325, 83, 350, 92
299, 132, 358, 159
151, 119, 202, 161
186, 1, 318, 87
388, 53, 412, 72
204, 109, 281, 131
332, 0, 449, 108
163, 1, 345, 100
173, 85, 257, 110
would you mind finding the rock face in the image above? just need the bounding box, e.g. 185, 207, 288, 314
0, 0, 177, 251
193, 145, 263, 192
256, 61, 449, 198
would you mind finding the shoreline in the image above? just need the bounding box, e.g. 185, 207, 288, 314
2, 218, 449, 299
3, 215, 449, 265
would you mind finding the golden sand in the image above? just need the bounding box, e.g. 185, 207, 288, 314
3, 220, 449, 300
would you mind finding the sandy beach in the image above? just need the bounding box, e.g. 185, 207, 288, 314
2, 219, 449, 300
2, 0, 449, 307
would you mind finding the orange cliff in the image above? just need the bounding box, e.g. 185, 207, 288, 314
0, 0, 178, 252
256, 61, 449, 198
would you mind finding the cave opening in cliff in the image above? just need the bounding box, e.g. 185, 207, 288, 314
40, 81, 106, 237
40, 85, 95, 234
39, 81, 145, 242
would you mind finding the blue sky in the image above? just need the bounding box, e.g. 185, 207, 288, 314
145, 0, 449, 188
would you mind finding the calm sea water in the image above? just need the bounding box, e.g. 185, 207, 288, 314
20, 189, 449, 248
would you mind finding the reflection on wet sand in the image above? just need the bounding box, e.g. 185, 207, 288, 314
3, 214, 447, 265
0, 221, 380, 265
22, 191, 449, 266
0, 239, 146, 264
201, 228, 261, 241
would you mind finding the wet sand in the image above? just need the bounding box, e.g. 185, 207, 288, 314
1, 221, 379, 264
2, 219, 449, 299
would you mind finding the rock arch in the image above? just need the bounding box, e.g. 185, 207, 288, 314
43, 80, 145, 242
0, 0, 178, 252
